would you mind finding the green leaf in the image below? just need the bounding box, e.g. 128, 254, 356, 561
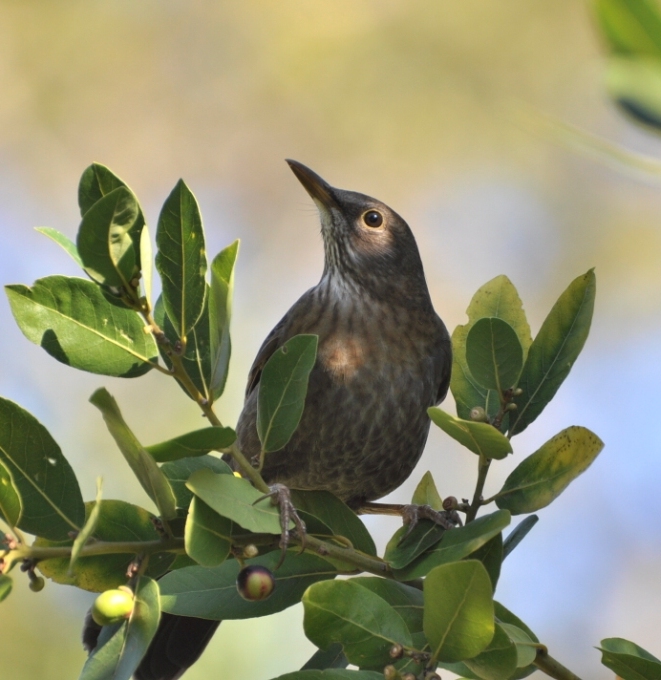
412, 471, 444, 510
0, 460, 21, 528
350, 577, 424, 633
153, 291, 213, 401
160, 549, 336, 619
37, 500, 174, 591
209, 240, 239, 400
466, 317, 523, 392
272, 672, 383, 680
499, 623, 537, 669
155, 179, 207, 339
496, 426, 604, 515
451, 275, 531, 423
301, 645, 349, 671
77, 186, 142, 288
69, 478, 103, 575
385, 520, 447, 571
161, 455, 232, 509
145, 427, 236, 463
394, 510, 511, 581
606, 55, 661, 130
424, 560, 495, 663
257, 334, 319, 453
185, 496, 232, 567
90, 388, 177, 521
303, 579, 412, 668
6, 276, 157, 378
0, 574, 13, 603
35, 227, 84, 268
290, 490, 376, 556
503, 515, 539, 559
186, 468, 289, 534
595, 0, 661, 57
0, 397, 84, 540
78, 163, 130, 216
470, 533, 503, 592
463, 622, 518, 680
79, 576, 160, 680
428, 408, 512, 460
599, 638, 661, 680
509, 270, 596, 436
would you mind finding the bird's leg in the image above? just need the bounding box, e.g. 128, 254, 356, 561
254, 483, 307, 566
360, 501, 462, 542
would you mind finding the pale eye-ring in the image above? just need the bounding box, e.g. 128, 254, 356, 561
363, 210, 384, 228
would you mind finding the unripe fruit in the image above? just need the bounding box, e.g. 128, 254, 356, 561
92, 588, 134, 626
29, 576, 45, 592
243, 544, 259, 559
470, 406, 488, 422
236, 565, 275, 601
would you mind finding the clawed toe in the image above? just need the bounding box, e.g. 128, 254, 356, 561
254, 483, 306, 566
399, 503, 461, 543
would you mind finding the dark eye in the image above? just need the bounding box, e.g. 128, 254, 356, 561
363, 210, 383, 228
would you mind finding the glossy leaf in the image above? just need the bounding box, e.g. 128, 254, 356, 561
595, 0, 661, 57
160, 549, 336, 619
466, 317, 523, 392
303, 579, 412, 668
385, 520, 447, 571
257, 334, 318, 453
411, 471, 443, 510
35, 227, 84, 268
153, 292, 212, 401
37, 500, 174, 592
470, 533, 503, 591
503, 515, 539, 559
494, 601, 539, 645
290, 490, 376, 556
451, 275, 531, 423
496, 426, 604, 515
185, 496, 232, 567
139, 223, 153, 305
209, 240, 239, 400
161, 455, 232, 509
6, 276, 157, 378
145, 427, 236, 463
428, 408, 512, 460
464, 623, 518, 680
394, 510, 511, 581
350, 577, 424, 633
272, 672, 382, 680
77, 187, 142, 288
499, 623, 537, 668
0, 574, 12, 602
599, 638, 661, 680
424, 560, 495, 663
78, 163, 130, 216
186, 469, 288, 534
90, 389, 177, 521
79, 576, 160, 680
156, 179, 207, 339
0, 397, 84, 540
509, 270, 596, 436
0, 460, 21, 528
69, 478, 103, 575
300, 644, 349, 671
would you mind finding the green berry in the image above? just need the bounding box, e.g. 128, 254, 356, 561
29, 576, 45, 592
92, 588, 134, 626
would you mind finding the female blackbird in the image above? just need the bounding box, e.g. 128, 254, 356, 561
133, 161, 452, 680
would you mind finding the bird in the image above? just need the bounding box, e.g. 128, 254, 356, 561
131, 160, 452, 679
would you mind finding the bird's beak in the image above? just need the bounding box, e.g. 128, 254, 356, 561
286, 160, 336, 209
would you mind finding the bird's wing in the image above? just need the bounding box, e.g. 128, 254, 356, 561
244, 318, 288, 399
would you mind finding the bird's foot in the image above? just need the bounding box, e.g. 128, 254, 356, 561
255, 483, 306, 567
399, 503, 462, 543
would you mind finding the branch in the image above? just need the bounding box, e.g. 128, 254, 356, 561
466, 454, 490, 522
534, 647, 584, 680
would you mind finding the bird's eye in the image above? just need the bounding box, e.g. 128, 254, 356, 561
362, 210, 384, 228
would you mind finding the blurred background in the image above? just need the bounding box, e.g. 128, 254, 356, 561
1, 1, 660, 678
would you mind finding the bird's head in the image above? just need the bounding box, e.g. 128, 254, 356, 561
286, 159, 430, 304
